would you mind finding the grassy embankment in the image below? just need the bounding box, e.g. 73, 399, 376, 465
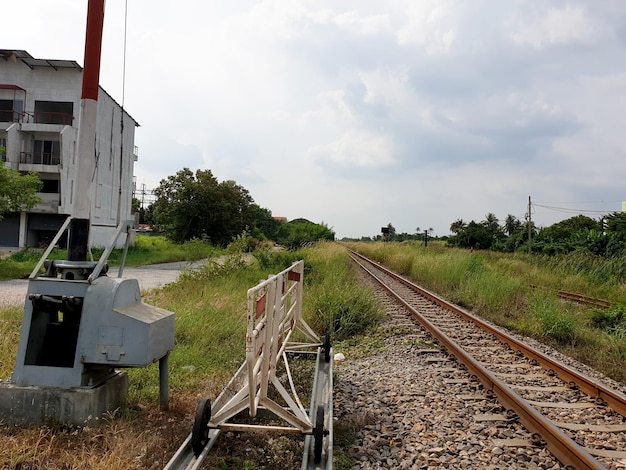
345, 240, 626, 384
2, 237, 626, 468
0, 235, 222, 281
0, 240, 378, 469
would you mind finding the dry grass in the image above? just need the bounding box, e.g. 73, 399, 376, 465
0, 394, 196, 469
0, 243, 375, 469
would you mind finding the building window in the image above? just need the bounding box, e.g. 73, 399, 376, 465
0, 137, 6, 162
20, 140, 60, 165
40, 179, 60, 193
0, 99, 23, 122
32, 101, 73, 125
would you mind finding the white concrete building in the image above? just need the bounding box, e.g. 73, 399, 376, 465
0, 49, 138, 248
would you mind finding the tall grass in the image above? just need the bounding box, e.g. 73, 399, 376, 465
300, 242, 380, 339
0, 307, 21, 380
0, 241, 380, 468
345, 241, 626, 383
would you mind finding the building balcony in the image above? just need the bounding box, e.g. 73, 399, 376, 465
20, 152, 60, 165
0, 111, 73, 126
22, 111, 74, 126
19, 152, 61, 173
0, 110, 21, 123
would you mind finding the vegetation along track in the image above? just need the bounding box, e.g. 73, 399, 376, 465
349, 251, 626, 469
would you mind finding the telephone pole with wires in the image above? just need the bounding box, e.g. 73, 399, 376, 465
527, 196, 532, 255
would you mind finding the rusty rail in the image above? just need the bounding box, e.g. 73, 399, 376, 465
530, 285, 611, 309
349, 251, 626, 470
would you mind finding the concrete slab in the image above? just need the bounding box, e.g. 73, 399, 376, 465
0, 371, 128, 426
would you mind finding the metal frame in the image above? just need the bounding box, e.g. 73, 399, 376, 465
164, 260, 333, 470
28, 217, 134, 282
208, 260, 321, 433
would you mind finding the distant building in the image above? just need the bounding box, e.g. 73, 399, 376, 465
0, 50, 138, 248
273, 216, 288, 223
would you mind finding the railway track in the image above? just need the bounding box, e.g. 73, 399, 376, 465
349, 251, 626, 470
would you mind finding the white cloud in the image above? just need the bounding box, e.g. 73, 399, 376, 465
308, 130, 395, 169
511, 5, 595, 48
3, 0, 626, 238
395, 0, 457, 54
360, 67, 412, 107
332, 11, 391, 35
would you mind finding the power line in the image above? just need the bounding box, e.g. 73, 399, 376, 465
534, 200, 621, 204
533, 203, 619, 215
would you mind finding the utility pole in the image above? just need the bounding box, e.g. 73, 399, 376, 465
528, 196, 533, 255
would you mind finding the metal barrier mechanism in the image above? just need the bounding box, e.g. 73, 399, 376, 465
212, 259, 320, 433
165, 260, 333, 470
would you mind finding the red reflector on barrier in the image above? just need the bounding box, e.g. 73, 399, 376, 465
256, 294, 266, 319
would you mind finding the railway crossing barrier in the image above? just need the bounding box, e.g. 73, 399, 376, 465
165, 260, 332, 469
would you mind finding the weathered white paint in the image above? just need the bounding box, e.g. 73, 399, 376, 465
0, 51, 138, 248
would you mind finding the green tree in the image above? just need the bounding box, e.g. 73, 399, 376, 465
604, 212, 626, 234
449, 219, 466, 235
275, 218, 335, 248
503, 214, 521, 236
0, 156, 42, 220
152, 168, 276, 245
483, 212, 500, 236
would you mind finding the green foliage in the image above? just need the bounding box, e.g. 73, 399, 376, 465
446, 211, 626, 260
0, 163, 42, 220
588, 305, 626, 332
275, 219, 335, 249
252, 249, 301, 270
0, 247, 65, 280
532, 250, 626, 284
302, 245, 380, 339
151, 168, 279, 245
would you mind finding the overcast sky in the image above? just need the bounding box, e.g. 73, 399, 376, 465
4, 1, 626, 238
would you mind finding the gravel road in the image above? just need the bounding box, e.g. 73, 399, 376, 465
0, 260, 205, 309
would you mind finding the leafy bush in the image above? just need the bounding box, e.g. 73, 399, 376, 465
588, 305, 626, 331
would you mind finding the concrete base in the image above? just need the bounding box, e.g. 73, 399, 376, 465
0, 371, 128, 426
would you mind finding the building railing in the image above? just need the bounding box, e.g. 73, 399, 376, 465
22, 111, 74, 125
0, 111, 73, 125
0, 110, 21, 123
19, 152, 61, 165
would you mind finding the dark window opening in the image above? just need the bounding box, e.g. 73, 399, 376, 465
33, 101, 73, 125
0, 99, 23, 122
40, 179, 60, 193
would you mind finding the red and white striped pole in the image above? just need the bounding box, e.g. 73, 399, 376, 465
69, 0, 105, 260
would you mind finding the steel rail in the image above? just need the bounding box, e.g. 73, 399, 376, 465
351, 252, 626, 416
349, 252, 606, 470
557, 291, 611, 309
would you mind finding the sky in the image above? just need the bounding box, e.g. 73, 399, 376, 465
3, 1, 626, 239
